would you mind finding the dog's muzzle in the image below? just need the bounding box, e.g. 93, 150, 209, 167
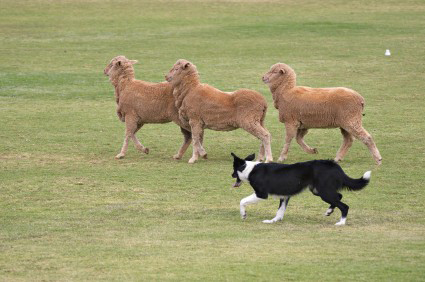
232, 172, 242, 188
232, 180, 242, 188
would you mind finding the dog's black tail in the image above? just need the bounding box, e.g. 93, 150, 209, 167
342, 171, 371, 191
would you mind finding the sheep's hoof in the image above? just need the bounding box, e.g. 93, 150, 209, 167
264, 158, 273, 163
115, 154, 125, 159
143, 148, 149, 154
201, 153, 208, 160
277, 157, 285, 162
173, 154, 182, 160
334, 157, 342, 163
310, 148, 318, 154
188, 157, 197, 164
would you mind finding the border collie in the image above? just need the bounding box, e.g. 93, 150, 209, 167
231, 153, 371, 225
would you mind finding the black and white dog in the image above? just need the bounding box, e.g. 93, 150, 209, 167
231, 153, 371, 225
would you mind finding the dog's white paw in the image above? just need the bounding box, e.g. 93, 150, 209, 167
241, 214, 247, 220
325, 208, 334, 216
262, 219, 275, 224
335, 218, 346, 226
263, 217, 283, 224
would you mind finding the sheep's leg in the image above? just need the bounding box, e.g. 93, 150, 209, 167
242, 123, 273, 163
116, 118, 140, 159
260, 126, 273, 163
257, 118, 266, 162
198, 130, 208, 159
131, 123, 149, 154
173, 127, 192, 160
116, 135, 130, 159
188, 120, 207, 164
347, 126, 382, 165
296, 129, 317, 154
278, 124, 297, 162
258, 143, 265, 162
334, 128, 354, 162
192, 129, 208, 160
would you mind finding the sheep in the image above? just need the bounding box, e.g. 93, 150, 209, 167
104, 55, 196, 160
262, 63, 382, 165
165, 59, 273, 164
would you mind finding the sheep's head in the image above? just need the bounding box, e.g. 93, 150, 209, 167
262, 63, 296, 89
165, 59, 197, 84
104, 55, 138, 78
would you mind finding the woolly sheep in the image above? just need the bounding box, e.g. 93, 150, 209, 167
262, 63, 382, 165
166, 59, 273, 164
104, 56, 195, 160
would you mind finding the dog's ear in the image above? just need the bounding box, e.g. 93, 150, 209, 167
231, 152, 239, 160
245, 153, 255, 161
232, 152, 246, 164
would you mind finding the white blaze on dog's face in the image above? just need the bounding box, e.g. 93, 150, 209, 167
237, 161, 260, 184
231, 153, 257, 188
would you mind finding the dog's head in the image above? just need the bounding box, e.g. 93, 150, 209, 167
231, 152, 255, 188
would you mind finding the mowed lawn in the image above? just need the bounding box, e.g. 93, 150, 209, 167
1, 0, 425, 280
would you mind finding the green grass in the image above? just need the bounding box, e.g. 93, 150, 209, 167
1, 0, 425, 280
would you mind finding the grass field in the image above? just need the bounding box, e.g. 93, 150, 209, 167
1, 0, 425, 280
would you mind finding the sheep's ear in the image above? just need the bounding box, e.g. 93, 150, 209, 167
130, 60, 138, 65
279, 69, 286, 74
245, 153, 255, 161
183, 62, 191, 70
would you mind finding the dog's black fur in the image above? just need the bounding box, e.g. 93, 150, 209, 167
231, 152, 371, 225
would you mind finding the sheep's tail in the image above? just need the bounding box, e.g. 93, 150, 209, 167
260, 107, 267, 126
260, 99, 268, 125
342, 171, 371, 191
117, 111, 125, 122
359, 91, 366, 115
